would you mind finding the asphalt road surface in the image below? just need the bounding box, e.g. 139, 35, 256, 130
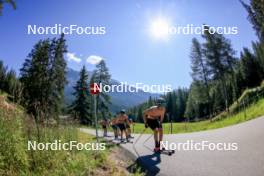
80, 116, 264, 176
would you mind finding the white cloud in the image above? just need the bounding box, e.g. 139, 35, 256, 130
66, 52, 82, 63
86, 55, 103, 65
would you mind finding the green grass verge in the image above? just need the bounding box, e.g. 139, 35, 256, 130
0, 95, 134, 176
130, 98, 264, 134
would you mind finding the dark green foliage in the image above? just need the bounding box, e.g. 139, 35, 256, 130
165, 89, 188, 122
185, 1, 264, 120
187, 38, 212, 119
185, 28, 238, 120
129, 88, 188, 123
190, 38, 209, 84
240, 0, 264, 42
241, 0, 264, 78
68, 60, 112, 124
137, 106, 144, 123
240, 0, 264, 84
0, 60, 22, 102
240, 48, 262, 87
20, 34, 67, 121
185, 20, 264, 121
185, 82, 210, 121
69, 66, 92, 125
49, 36, 68, 116
0, 61, 8, 91
202, 26, 237, 110
147, 96, 155, 107
252, 42, 264, 76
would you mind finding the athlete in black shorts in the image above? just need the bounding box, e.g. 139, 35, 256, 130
143, 98, 166, 152
146, 118, 162, 130
116, 109, 130, 142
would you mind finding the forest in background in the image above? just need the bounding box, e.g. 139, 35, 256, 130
0, 0, 263, 125
129, 0, 264, 123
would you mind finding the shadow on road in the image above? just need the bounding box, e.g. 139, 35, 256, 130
128, 153, 161, 176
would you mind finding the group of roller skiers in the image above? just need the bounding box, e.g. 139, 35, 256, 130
100, 98, 166, 152
99, 110, 134, 142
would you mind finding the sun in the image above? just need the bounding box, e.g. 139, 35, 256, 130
150, 18, 170, 40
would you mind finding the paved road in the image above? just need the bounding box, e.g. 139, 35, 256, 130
80, 116, 264, 176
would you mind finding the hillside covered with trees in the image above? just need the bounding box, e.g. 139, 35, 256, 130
129, 0, 264, 123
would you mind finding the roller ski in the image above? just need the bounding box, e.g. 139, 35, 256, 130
154, 147, 175, 156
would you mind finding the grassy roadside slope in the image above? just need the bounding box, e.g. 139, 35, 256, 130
0, 93, 138, 176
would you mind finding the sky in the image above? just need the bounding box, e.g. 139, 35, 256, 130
0, 0, 257, 89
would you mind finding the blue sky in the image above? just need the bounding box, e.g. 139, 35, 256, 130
0, 0, 256, 89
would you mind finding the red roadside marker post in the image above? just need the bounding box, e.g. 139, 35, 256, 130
90, 83, 101, 143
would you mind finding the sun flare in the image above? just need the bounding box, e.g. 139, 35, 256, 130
150, 18, 170, 39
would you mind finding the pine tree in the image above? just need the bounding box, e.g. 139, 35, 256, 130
184, 84, 197, 121
70, 66, 92, 125
49, 34, 68, 117
189, 38, 212, 119
241, 0, 264, 78
0, 60, 7, 91
20, 39, 51, 120
190, 38, 209, 85
4, 69, 17, 98
210, 81, 225, 113
20, 35, 67, 122
184, 82, 209, 120
176, 89, 188, 121
202, 26, 237, 111
240, 0, 264, 42
137, 106, 143, 123
91, 60, 111, 119
0, 60, 22, 102
240, 48, 262, 87
147, 96, 154, 107
252, 42, 264, 77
